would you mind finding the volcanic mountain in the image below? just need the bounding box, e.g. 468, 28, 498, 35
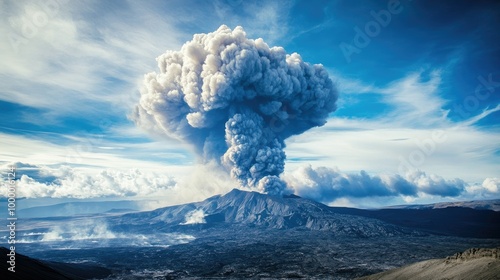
109, 189, 420, 237
107, 188, 500, 239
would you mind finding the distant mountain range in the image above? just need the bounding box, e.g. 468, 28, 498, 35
385, 199, 500, 212
16, 201, 141, 218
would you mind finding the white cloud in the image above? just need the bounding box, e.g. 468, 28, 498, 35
1, 163, 177, 199
180, 209, 206, 225
481, 178, 499, 193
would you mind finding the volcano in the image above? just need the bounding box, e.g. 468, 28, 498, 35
109, 189, 422, 238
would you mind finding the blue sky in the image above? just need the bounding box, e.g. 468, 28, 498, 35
0, 0, 499, 208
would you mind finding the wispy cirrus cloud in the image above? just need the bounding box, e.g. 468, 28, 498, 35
212, 0, 292, 44
379, 70, 449, 127
0, 0, 185, 117
0, 132, 192, 171
287, 69, 500, 188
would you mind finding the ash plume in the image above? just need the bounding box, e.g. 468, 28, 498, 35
133, 25, 338, 194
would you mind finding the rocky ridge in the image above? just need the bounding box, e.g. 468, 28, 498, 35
358, 248, 500, 280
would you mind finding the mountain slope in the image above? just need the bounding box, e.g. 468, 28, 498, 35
0, 247, 71, 280
0, 247, 112, 280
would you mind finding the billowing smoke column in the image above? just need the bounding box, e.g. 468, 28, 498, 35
133, 25, 338, 195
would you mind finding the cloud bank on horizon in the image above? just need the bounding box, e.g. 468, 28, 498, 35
1, 162, 498, 209
285, 166, 469, 203
133, 25, 337, 195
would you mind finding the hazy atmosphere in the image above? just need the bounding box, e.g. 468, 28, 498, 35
1, 0, 499, 209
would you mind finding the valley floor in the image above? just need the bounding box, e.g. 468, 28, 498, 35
13, 227, 500, 279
